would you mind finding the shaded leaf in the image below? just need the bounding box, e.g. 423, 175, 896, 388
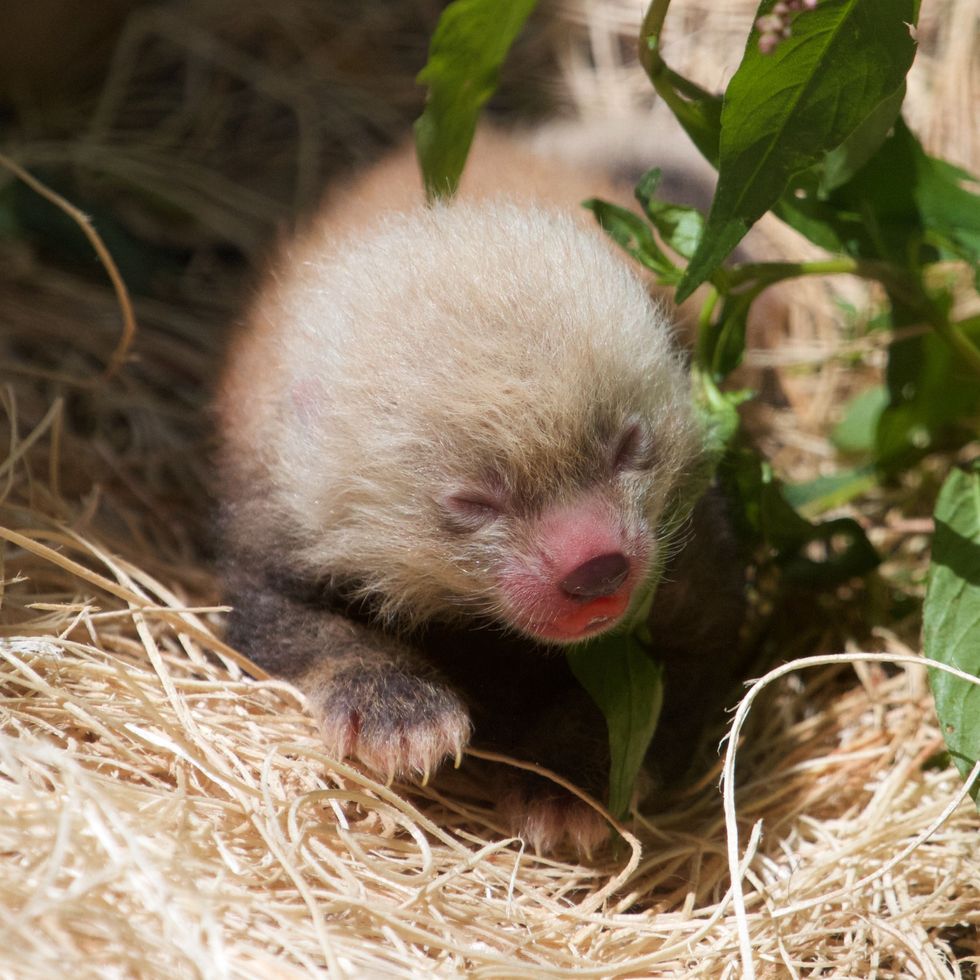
702, 295, 750, 381
832, 385, 889, 455
924, 461, 980, 802
784, 117, 980, 270
782, 465, 878, 515
876, 295, 980, 473
818, 84, 906, 195
567, 634, 664, 819
721, 450, 880, 585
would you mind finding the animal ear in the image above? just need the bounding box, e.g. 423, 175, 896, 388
611, 418, 658, 474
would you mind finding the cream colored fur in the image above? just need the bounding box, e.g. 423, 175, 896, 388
218, 133, 702, 627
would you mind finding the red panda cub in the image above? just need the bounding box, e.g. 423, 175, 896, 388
216, 130, 743, 855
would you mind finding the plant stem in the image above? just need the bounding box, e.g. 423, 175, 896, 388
638, 0, 672, 75
638, 0, 689, 117
727, 257, 863, 287
726, 258, 980, 379
695, 286, 721, 372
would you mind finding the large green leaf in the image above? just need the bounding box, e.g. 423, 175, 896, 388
414, 0, 538, 200
567, 635, 664, 820
677, 0, 918, 301
924, 461, 980, 802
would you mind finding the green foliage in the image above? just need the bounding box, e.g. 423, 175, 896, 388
877, 306, 980, 474
832, 387, 888, 455
415, 0, 980, 814
413, 0, 538, 201
567, 636, 664, 820
634, 169, 705, 260
721, 448, 879, 586
676, 0, 918, 301
584, 197, 683, 284
924, 463, 980, 803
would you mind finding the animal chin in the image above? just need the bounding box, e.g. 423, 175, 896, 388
519, 591, 632, 643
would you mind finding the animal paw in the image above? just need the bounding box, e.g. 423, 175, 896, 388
316, 665, 471, 784
498, 782, 610, 858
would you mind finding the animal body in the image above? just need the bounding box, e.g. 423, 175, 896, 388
217, 130, 744, 854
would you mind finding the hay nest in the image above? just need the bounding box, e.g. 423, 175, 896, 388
2, 0, 980, 975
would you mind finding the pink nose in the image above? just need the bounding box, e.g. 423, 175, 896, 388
559, 552, 630, 600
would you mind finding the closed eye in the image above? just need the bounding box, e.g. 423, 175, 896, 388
439, 491, 504, 533
612, 419, 658, 473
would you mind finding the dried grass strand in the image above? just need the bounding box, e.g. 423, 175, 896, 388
723, 651, 980, 979
0, 152, 136, 379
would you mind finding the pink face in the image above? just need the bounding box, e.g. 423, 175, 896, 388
442, 485, 652, 644
497, 493, 649, 643
438, 419, 659, 643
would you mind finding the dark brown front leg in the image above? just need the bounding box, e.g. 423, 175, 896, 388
224, 565, 471, 783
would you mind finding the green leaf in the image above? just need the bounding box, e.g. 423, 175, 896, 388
761, 483, 879, 586
414, 0, 538, 200
694, 368, 748, 464
912, 148, 980, 270
818, 84, 907, 195
772, 189, 859, 255
677, 0, 918, 301
634, 169, 705, 260
785, 117, 980, 269
704, 295, 750, 381
876, 296, 980, 473
924, 461, 980, 802
721, 451, 880, 585
585, 198, 682, 284
565, 416, 726, 821
567, 633, 664, 820
781, 464, 878, 515
832, 385, 889, 455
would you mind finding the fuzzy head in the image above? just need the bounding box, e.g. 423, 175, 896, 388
254, 201, 703, 642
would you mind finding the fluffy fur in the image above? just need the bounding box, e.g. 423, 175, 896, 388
217, 131, 742, 854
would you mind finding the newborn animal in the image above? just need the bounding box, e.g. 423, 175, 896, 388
216, 130, 744, 854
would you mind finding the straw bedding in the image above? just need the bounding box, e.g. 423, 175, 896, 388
2, 1, 979, 976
